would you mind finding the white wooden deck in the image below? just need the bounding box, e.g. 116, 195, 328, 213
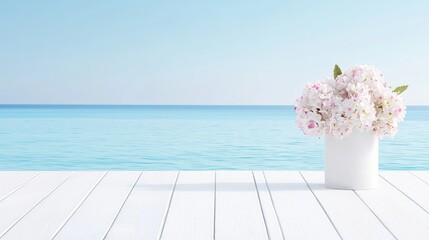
0, 171, 428, 240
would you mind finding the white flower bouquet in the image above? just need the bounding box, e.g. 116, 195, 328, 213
295, 65, 407, 139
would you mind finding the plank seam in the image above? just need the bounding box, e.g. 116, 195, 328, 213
102, 171, 143, 240
299, 171, 343, 240
157, 171, 180, 240
0, 172, 75, 238
262, 171, 285, 240
252, 171, 271, 240
379, 174, 429, 214
409, 171, 429, 186
50, 171, 108, 240
353, 190, 398, 240
0, 172, 43, 203
213, 171, 216, 240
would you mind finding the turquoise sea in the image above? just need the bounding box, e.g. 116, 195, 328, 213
0, 105, 428, 170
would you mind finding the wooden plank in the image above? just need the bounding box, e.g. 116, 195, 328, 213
1, 172, 106, 240
301, 171, 394, 240
105, 171, 178, 240
253, 171, 284, 240
160, 171, 215, 240
355, 176, 429, 240
411, 171, 429, 185
381, 171, 429, 213
264, 171, 340, 240
0, 172, 73, 237
53, 171, 141, 240
215, 171, 268, 240
0, 171, 40, 201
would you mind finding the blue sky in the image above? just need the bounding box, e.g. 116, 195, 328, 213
1, 0, 428, 105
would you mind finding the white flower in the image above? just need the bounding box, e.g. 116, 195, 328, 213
296, 110, 326, 136
372, 91, 406, 138
295, 81, 334, 137
295, 65, 406, 139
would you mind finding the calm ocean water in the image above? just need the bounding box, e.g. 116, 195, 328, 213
0, 105, 428, 170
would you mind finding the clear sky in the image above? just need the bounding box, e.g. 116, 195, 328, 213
1, 0, 428, 105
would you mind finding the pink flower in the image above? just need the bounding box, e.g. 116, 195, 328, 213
296, 65, 406, 139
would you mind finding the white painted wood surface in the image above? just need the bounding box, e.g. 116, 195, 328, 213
264, 171, 341, 240
0, 172, 72, 237
215, 171, 268, 240
301, 171, 395, 240
161, 171, 215, 240
53, 171, 141, 240
253, 171, 284, 240
356, 176, 429, 240
380, 171, 429, 213
0, 171, 40, 201
105, 171, 178, 240
0, 171, 428, 240
411, 171, 429, 185
1, 172, 106, 240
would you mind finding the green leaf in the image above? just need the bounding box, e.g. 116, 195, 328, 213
393, 85, 408, 95
333, 64, 342, 79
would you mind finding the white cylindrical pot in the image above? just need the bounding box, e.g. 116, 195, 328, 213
325, 130, 379, 190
